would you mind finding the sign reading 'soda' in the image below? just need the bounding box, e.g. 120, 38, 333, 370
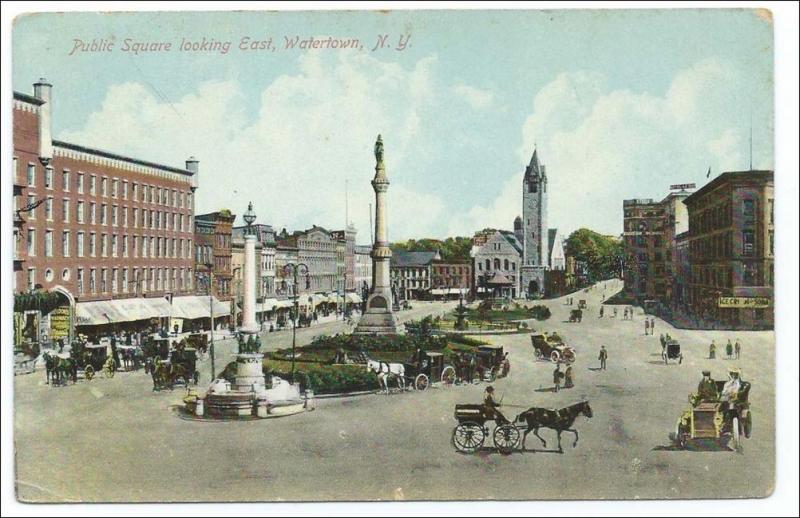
718, 297, 771, 308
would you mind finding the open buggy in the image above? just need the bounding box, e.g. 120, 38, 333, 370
452, 404, 522, 454
531, 333, 575, 363
403, 351, 456, 391
672, 375, 752, 451
662, 339, 683, 364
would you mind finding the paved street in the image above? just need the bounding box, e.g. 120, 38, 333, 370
14, 284, 774, 502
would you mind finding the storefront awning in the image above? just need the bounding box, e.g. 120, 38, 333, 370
76, 295, 230, 326
430, 288, 468, 295
170, 295, 231, 319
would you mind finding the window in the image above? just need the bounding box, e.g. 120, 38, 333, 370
742, 230, 755, 256
77, 201, 85, 223
27, 229, 36, 256
111, 235, 118, 257
45, 197, 53, 221
27, 164, 35, 186
45, 230, 53, 257
77, 268, 84, 294
122, 269, 128, 293
77, 232, 84, 257
132, 183, 138, 200
89, 175, 96, 195
62, 170, 70, 191
101, 234, 108, 257
62, 231, 70, 257
101, 268, 107, 292
89, 233, 96, 257
77, 173, 84, 193
27, 196, 36, 220
112, 268, 118, 293
27, 268, 35, 291
742, 199, 755, 223
122, 207, 128, 227
45, 167, 53, 189
89, 269, 96, 293
122, 181, 128, 199
101, 177, 108, 197
132, 235, 138, 257
122, 234, 128, 257
100, 204, 107, 225
769, 230, 774, 256
142, 236, 148, 258
112, 205, 118, 226
112, 179, 118, 198
90, 202, 96, 224
62, 199, 70, 222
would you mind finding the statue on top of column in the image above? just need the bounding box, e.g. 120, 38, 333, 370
374, 134, 384, 164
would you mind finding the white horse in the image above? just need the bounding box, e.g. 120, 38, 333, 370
366, 358, 406, 393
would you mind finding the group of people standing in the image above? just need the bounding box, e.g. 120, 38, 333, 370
708, 338, 742, 360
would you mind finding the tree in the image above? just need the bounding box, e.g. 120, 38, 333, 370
565, 228, 624, 283
390, 236, 472, 262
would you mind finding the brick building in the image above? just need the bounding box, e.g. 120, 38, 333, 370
430, 260, 472, 300
391, 250, 440, 301
13, 79, 200, 340
683, 170, 774, 330
194, 210, 235, 301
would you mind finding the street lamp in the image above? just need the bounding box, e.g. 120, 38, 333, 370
243, 201, 256, 234
283, 262, 310, 384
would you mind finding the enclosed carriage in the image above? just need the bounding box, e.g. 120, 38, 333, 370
569, 309, 583, 322
531, 333, 575, 363
474, 345, 510, 382
403, 351, 456, 391
662, 339, 683, 364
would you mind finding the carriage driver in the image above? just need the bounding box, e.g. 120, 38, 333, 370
696, 370, 718, 403
483, 386, 509, 425
719, 367, 742, 406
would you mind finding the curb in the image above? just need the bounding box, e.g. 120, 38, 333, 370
313, 389, 378, 399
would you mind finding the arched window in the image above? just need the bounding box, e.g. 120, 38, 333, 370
504, 259, 509, 270
494, 258, 501, 270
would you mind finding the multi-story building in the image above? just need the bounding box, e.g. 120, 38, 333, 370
233, 223, 277, 299
276, 226, 339, 294
623, 187, 692, 307
430, 260, 472, 300
354, 244, 373, 295
684, 170, 774, 330
13, 79, 198, 340
194, 210, 235, 301
471, 229, 522, 298
330, 224, 357, 292
391, 250, 439, 301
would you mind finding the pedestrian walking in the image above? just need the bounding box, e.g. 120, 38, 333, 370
629, 306, 634, 320
599, 306, 604, 318
553, 363, 563, 392
645, 319, 650, 336
598, 346, 608, 370
660, 333, 666, 352
709, 340, 717, 359
564, 365, 574, 389
613, 307, 618, 318
650, 317, 655, 334
623, 308, 628, 320
726, 339, 733, 359
735, 338, 741, 359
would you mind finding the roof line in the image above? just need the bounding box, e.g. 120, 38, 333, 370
53, 140, 194, 176
14, 91, 45, 105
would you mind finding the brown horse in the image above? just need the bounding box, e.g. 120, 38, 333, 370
518, 401, 593, 452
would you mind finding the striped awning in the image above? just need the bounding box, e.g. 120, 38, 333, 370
76, 296, 230, 326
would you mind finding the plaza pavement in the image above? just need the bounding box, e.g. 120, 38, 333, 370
13, 283, 774, 502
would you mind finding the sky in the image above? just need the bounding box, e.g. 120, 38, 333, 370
12, 9, 774, 243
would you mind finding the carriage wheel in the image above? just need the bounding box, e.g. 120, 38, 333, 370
550, 350, 560, 363
414, 374, 429, 391
84, 365, 95, 381
731, 417, 742, 451
452, 422, 485, 453
441, 366, 456, 387
534, 348, 544, 360
493, 424, 521, 454
743, 411, 752, 438
489, 366, 499, 382
678, 354, 683, 365
563, 350, 575, 364
105, 361, 116, 378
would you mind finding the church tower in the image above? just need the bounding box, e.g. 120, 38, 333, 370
520, 147, 548, 298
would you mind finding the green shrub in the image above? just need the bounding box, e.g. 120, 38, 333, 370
530, 305, 552, 321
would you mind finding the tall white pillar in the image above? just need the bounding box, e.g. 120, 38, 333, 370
241, 234, 258, 333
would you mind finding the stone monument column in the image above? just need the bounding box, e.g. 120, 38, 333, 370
241, 234, 259, 333
354, 135, 400, 335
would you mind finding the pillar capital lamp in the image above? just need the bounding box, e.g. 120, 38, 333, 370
243, 202, 257, 234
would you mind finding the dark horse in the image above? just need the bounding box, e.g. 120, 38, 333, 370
44, 352, 77, 385
518, 401, 593, 452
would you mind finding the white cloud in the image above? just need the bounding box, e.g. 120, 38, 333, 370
452, 84, 494, 110
59, 52, 445, 242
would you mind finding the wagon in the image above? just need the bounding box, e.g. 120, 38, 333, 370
662, 339, 683, 364
452, 404, 523, 454
531, 333, 575, 363
673, 378, 752, 451
80, 344, 115, 380
403, 351, 456, 391
142, 336, 170, 361
569, 309, 583, 322
151, 347, 199, 390
474, 345, 509, 382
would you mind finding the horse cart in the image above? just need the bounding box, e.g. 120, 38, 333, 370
151, 347, 199, 390
673, 378, 752, 451
452, 404, 522, 454
80, 344, 115, 380
403, 351, 456, 391
474, 345, 510, 382
569, 309, 583, 322
531, 333, 576, 363
662, 339, 683, 364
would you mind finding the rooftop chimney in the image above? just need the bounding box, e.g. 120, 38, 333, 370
33, 78, 53, 165
186, 156, 199, 191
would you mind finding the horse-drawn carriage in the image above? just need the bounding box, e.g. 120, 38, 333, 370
531, 333, 575, 363
672, 375, 752, 451
185, 333, 209, 355
452, 400, 594, 455
474, 345, 510, 382
569, 309, 583, 322
578, 300, 587, 309
151, 346, 199, 390
403, 351, 456, 391
142, 336, 170, 361
82, 344, 116, 380
662, 339, 683, 364
44, 343, 115, 384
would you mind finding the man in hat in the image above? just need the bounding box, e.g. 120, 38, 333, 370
709, 339, 717, 359
726, 339, 734, 359
553, 363, 563, 392
483, 386, 508, 424
598, 346, 608, 370
734, 338, 741, 359
644, 319, 650, 335
697, 370, 718, 403
564, 364, 575, 389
